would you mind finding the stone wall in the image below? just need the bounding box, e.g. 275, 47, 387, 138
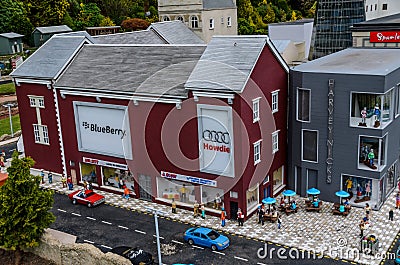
26, 230, 131, 265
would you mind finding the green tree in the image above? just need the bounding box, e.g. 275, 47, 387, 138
75, 2, 104, 30
0, 0, 33, 40
0, 153, 55, 265
99, 16, 116, 26
22, 0, 70, 27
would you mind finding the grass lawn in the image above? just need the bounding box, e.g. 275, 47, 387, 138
0, 114, 20, 136
0, 82, 15, 95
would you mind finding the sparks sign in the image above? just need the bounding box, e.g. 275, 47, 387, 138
74, 102, 132, 159
370, 31, 400, 43
197, 105, 234, 177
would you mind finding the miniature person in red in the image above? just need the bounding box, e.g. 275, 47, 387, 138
221, 207, 226, 227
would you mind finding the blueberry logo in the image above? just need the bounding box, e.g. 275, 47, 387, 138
82, 122, 89, 129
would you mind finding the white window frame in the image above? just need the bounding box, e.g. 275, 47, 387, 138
252, 97, 260, 123
272, 130, 279, 154
253, 140, 262, 165
227, 16, 232, 27
301, 129, 318, 163
296, 87, 311, 122
33, 124, 49, 145
190, 16, 199, 28
209, 18, 214, 29
271, 90, 279, 113
28, 95, 45, 108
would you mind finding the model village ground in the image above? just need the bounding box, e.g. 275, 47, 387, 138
33, 170, 399, 265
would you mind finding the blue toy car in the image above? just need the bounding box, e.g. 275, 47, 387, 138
395, 245, 400, 264
183, 227, 229, 251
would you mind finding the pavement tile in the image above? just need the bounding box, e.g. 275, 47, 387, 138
38, 178, 400, 264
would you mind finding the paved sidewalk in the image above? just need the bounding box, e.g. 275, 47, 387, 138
40, 178, 400, 265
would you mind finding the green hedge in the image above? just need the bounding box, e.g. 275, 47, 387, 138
0, 82, 15, 95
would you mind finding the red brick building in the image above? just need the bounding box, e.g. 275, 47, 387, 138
11, 30, 288, 218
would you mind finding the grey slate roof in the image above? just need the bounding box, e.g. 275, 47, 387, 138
93, 29, 165, 44
185, 36, 268, 93
55, 45, 206, 97
269, 18, 314, 26
202, 0, 235, 9
34, 25, 72, 34
293, 48, 400, 76
0, 32, 24, 39
149, 21, 204, 44
11, 35, 90, 79
351, 13, 400, 31
56, 31, 97, 44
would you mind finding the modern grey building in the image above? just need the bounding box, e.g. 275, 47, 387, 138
313, 0, 365, 59
289, 48, 400, 210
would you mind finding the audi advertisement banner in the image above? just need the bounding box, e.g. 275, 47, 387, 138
74, 102, 132, 159
197, 105, 234, 177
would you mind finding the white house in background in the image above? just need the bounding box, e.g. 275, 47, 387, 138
268, 19, 313, 60
272, 40, 305, 66
365, 0, 400, 20
158, 0, 238, 42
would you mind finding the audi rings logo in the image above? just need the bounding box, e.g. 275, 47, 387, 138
202, 130, 230, 144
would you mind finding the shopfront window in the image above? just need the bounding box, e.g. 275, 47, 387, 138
246, 184, 259, 211
350, 90, 394, 129
81, 163, 97, 184
157, 177, 195, 204
385, 162, 396, 196
342, 175, 377, 208
102, 167, 134, 191
358, 135, 387, 171
201, 186, 224, 210
273, 166, 284, 191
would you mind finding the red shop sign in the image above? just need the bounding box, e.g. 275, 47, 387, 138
370, 31, 400, 43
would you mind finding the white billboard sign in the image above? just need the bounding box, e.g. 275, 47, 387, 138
197, 105, 234, 177
74, 102, 132, 159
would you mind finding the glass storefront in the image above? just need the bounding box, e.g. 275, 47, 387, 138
80, 163, 97, 184
156, 177, 224, 209
246, 184, 259, 211
273, 166, 284, 191
102, 167, 134, 191
385, 162, 396, 197
201, 186, 224, 210
342, 175, 381, 208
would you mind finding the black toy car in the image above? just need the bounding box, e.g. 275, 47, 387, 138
110, 246, 154, 265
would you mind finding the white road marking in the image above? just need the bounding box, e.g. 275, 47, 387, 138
86, 217, 96, 221
118, 225, 129, 230
57, 209, 66, 213
153, 235, 164, 240
101, 245, 112, 250
212, 251, 225, 255
257, 263, 267, 265
135, 229, 146, 234
71, 213, 81, 217
234, 256, 248, 262
83, 240, 94, 244
101, 221, 112, 225
172, 240, 184, 245
192, 245, 204, 250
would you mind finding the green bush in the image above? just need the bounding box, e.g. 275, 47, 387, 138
0, 82, 15, 95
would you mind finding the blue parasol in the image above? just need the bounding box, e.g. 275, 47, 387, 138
306, 188, 321, 195
262, 197, 276, 204
282, 190, 296, 197
335, 190, 350, 198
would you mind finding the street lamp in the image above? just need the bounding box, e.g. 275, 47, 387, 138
3, 103, 14, 137
144, 206, 167, 265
